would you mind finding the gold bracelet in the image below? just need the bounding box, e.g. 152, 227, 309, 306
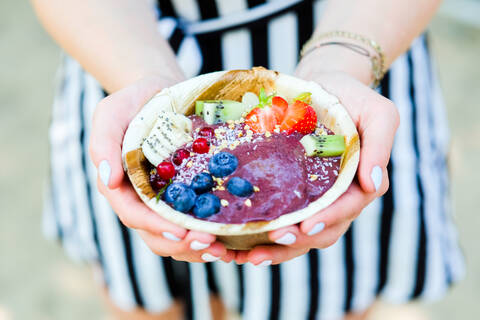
301, 30, 386, 88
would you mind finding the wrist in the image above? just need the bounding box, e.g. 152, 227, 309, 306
296, 45, 373, 86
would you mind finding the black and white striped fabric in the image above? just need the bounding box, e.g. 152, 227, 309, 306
43, 0, 465, 319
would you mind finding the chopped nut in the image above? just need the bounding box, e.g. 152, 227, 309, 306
186, 161, 193, 168
221, 199, 229, 207
265, 131, 271, 138
244, 124, 250, 130
244, 199, 252, 207
228, 123, 235, 129
309, 174, 318, 181
253, 186, 260, 192
195, 128, 200, 132
237, 132, 244, 137
217, 186, 225, 191
190, 152, 195, 157
246, 129, 253, 136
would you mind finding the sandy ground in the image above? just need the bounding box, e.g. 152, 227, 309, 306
0, 1, 479, 319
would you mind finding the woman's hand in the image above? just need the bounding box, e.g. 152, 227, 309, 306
235, 66, 399, 265
89, 75, 234, 263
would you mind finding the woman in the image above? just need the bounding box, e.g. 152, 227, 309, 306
33, 0, 464, 319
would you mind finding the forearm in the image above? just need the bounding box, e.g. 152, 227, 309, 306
299, 0, 441, 84
31, 0, 184, 92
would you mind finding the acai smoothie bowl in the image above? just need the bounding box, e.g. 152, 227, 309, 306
122, 67, 359, 250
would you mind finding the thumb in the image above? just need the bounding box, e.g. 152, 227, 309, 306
357, 98, 399, 195
89, 76, 168, 189
89, 95, 129, 189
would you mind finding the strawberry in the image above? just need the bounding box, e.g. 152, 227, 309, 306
244, 96, 287, 133
245, 106, 280, 133
280, 100, 317, 134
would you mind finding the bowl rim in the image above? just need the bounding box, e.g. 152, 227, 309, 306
122, 68, 360, 236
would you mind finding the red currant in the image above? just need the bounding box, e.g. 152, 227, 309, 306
192, 138, 209, 154
156, 161, 176, 180
199, 127, 215, 138
172, 148, 190, 166
149, 174, 168, 190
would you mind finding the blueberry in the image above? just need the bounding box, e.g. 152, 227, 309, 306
191, 172, 214, 194
193, 193, 221, 218
164, 183, 196, 213
226, 177, 254, 197
208, 152, 238, 177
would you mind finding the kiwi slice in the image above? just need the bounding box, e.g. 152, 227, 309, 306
195, 100, 248, 125
300, 134, 346, 157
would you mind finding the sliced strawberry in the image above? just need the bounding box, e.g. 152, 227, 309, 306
245, 106, 278, 133
292, 104, 317, 134
280, 100, 317, 134
270, 96, 287, 120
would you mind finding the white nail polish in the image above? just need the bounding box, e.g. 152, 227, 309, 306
162, 232, 181, 242
201, 253, 220, 262
190, 240, 210, 251
307, 222, 325, 236
99, 160, 111, 187
275, 232, 296, 245
371, 165, 382, 192
256, 260, 272, 267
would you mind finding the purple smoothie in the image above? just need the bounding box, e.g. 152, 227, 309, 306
163, 116, 340, 224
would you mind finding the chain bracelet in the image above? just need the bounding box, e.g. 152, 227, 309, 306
301, 30, 386, 88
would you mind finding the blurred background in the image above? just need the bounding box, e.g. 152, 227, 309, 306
0, 0, 479, 319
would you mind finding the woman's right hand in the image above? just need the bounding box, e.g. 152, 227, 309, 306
89, 75, 234, 263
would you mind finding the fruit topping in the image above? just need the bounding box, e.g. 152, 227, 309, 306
198, 127, 215, 139
244, 89, 285, 133
192, 138, 210, 154
156, 161, 176, 180
142, 111, 192, 166
226, 177, 254, 197
300, 134, 346, 157
280, 100, 317, 134
208, 152, 238, 177
172, 148, 190, 166
241, 91, 260, 109
193, 193, 221, 218
149, 173, 168, 191
191, 172, 214, 194
164, 183, 196, 212
271, 96, 288, 111
196, 100, 248, 125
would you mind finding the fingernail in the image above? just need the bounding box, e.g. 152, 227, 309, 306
371, 166, 382, 192
99, 160, 111, 187
190, 240, 210, 251
162, 232, 181, 242
274, 232, 296, 245
307, 222, 325, 236
201, 253, 220, 262
256, 260, 272, 267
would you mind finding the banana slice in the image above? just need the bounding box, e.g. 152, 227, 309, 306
142, 111, 193, 166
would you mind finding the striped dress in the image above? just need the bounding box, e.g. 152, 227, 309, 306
43, 0, 465, 319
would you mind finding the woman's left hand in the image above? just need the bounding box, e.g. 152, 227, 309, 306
234, 66, 399, 265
